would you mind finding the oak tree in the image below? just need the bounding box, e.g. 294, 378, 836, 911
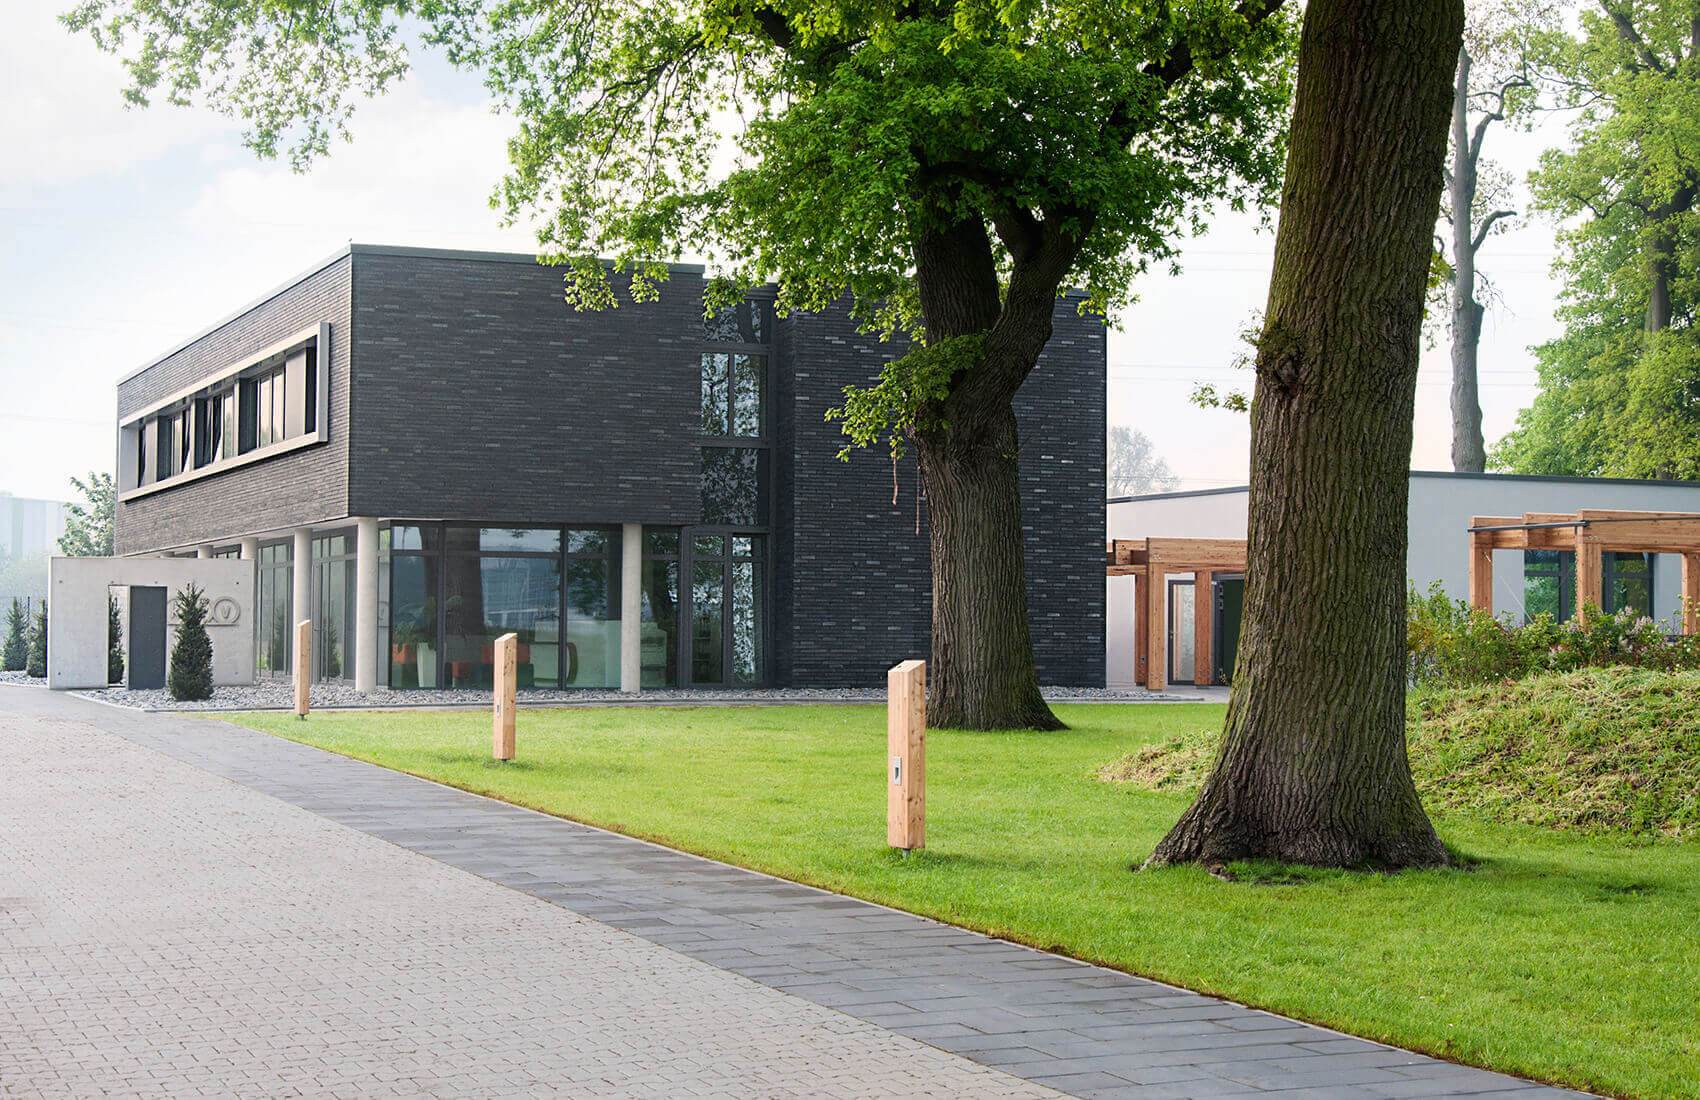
66, 0, 1296, 729
1149, 0, 1463, 870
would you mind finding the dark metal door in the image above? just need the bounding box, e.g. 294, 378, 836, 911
128, 586, 167, 690
1213, 575, 1245, 687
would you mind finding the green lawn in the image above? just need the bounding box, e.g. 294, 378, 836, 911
235, 703, 1700, 1099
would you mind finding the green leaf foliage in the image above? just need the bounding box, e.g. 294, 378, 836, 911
168, 583, 214, 702
1494, 1, 1700, 477
25, 602, 48, 680
57, 472, 116, 558
2, 599, 29, 672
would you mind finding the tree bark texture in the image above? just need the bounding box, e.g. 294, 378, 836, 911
1449, 45, 1487, 473
1149, 0, 1460, 869
909, 209, 1074, 731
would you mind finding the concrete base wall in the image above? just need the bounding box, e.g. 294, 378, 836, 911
47, 557, 257, 690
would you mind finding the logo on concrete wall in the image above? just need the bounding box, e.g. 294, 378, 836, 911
208, 597, 242, 628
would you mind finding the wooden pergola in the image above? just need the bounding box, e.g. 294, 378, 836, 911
1107, 537, 1246, 690
1468, 509, 1700, 633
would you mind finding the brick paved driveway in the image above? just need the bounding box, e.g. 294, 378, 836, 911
0, 693, 1052, 1098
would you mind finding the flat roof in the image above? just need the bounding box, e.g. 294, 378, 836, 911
1107, 469, 1700, 504
114, 243, 712, 388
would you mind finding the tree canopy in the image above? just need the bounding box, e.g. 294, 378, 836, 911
1494, 0, 1700, 478
58, 472, 115, 557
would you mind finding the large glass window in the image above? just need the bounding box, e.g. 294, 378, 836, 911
1523, 550, 1656, 621
642, 529, 681, 687
565, 528, 620, 688
700, 352, 766, 437
313, 534, 357, 682
388, 542, 441, 688
441, 530, 562, 690
701, 447, 769, 525
256, 542, 292, 678
687, 534, 765, 686
704, 298, 773, 344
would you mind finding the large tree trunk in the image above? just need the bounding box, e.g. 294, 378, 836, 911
1148, 0, 1460, 870
907, 209, 1068, 731
1449, 45, 1487, 473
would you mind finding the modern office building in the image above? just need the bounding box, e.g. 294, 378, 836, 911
1107, 471, 1700, 689
114, 244, 1106, 693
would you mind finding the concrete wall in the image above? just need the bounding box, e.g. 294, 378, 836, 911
347, 248, 704, 526
1105, 472, 1700, 686
115, 254, 354, 552
46, 557, 256, 689
780, 294, 1107, 688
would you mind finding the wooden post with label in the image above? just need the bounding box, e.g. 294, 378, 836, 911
493, 632, 518, 761
293, 620, 312, 719
887, 659, 926, 850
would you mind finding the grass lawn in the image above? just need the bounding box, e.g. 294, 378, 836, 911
235, 703, 1700, 1098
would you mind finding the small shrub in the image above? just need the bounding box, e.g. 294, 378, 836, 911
108, 595, 125, 685
168, 584, 214, 702
1406, 581, 1700, 688
1, 598, 27, 672
25, 602, 47, 679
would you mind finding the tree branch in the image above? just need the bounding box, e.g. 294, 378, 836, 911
1107, 0, 1287, 146
1599, 1, 1666, 71
1471, 209, 1515, 251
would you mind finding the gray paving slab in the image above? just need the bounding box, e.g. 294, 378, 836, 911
6, 686, 1590, 1099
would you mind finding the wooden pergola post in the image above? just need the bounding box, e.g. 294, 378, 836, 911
1575, 526, 1604, 620
1194, 571, 1214, 686
1146, 569, 1167, 691
1468, 532, 1493, 614
1133, 570, 1149, 686
1682, 554, 1700, 634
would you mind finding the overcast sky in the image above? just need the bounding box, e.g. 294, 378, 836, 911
1, 0, 1568, 504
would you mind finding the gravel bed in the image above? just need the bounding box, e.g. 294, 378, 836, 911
70, 681, 1185, 712
0, 671, 45, 686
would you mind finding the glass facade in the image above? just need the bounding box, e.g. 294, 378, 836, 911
642, 529, 681, 687
313, 533, 357, 682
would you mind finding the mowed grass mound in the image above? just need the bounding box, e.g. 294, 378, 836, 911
1102, 666, 1700, 837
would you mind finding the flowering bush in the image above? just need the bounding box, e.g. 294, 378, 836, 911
1407, 582, 1700, 686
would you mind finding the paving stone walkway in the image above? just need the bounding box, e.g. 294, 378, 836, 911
1, 687, 1583, 1098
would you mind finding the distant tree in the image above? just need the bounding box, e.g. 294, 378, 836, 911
26, 602, 47, 679
168, 584, 214, 701
1494, 0, 1700, 478
1440, 0, 1558, 472
2, 599, 28, 672
59, 472, 115, 557
108, 595, 126, 685
1107, 427, 1181, 497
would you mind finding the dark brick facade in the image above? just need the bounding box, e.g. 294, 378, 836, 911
777, 297, 1106, 688
115, 245, 1105, 686
347, 249, 703, 526
114, 254, 353, 553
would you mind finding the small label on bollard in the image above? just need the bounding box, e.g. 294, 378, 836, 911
891, 756, 902, 785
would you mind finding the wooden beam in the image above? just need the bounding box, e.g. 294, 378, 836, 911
1468, 533, 1493, 615
1134, 574, 1149, 686
1575, 526, 1604, 621
887, 660, 926, 850
1684, 555, 1700, 635
1194, 571, 1214, 686
492, 632, 517, 761
1147, 537, 1247, 569
1147, 569, 1167, 691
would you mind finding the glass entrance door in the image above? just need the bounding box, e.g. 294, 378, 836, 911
685, 533, 766, 687
312, 532, 357, 682
1168, 579, 1196, 685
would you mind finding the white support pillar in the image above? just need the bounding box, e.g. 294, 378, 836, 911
292, 528, 313, 678
239, 537, 259, 560
620, 522, 642, 693
195, 545, 214, 559
354, 517, 379, 694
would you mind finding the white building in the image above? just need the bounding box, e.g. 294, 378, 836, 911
0, 493, 70, 560
1107, 471, 1700, 690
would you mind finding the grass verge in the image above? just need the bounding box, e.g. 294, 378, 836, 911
233, 702, 1700, 1098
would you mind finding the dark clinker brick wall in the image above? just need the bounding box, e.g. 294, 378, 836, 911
115, 255, 353, 553
777, 297, 1106, 688
347, 251, 702, 526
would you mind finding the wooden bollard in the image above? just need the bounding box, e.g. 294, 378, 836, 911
294, 620, 312, 719
887, 659, 926, 850
492, 632, 518, 761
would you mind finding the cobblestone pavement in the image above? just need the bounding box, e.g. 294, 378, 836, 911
3, 688, 1584, 1099
0, 692, 1055, 1098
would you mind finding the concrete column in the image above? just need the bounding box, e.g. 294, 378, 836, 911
238, 537, 259, 560
195, 545, 214, 559
354, 517, 379, 694
292, 528, 313, 677
620, 522, 642, 693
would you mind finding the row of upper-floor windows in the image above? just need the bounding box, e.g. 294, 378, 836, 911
124, 345, 317, 491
